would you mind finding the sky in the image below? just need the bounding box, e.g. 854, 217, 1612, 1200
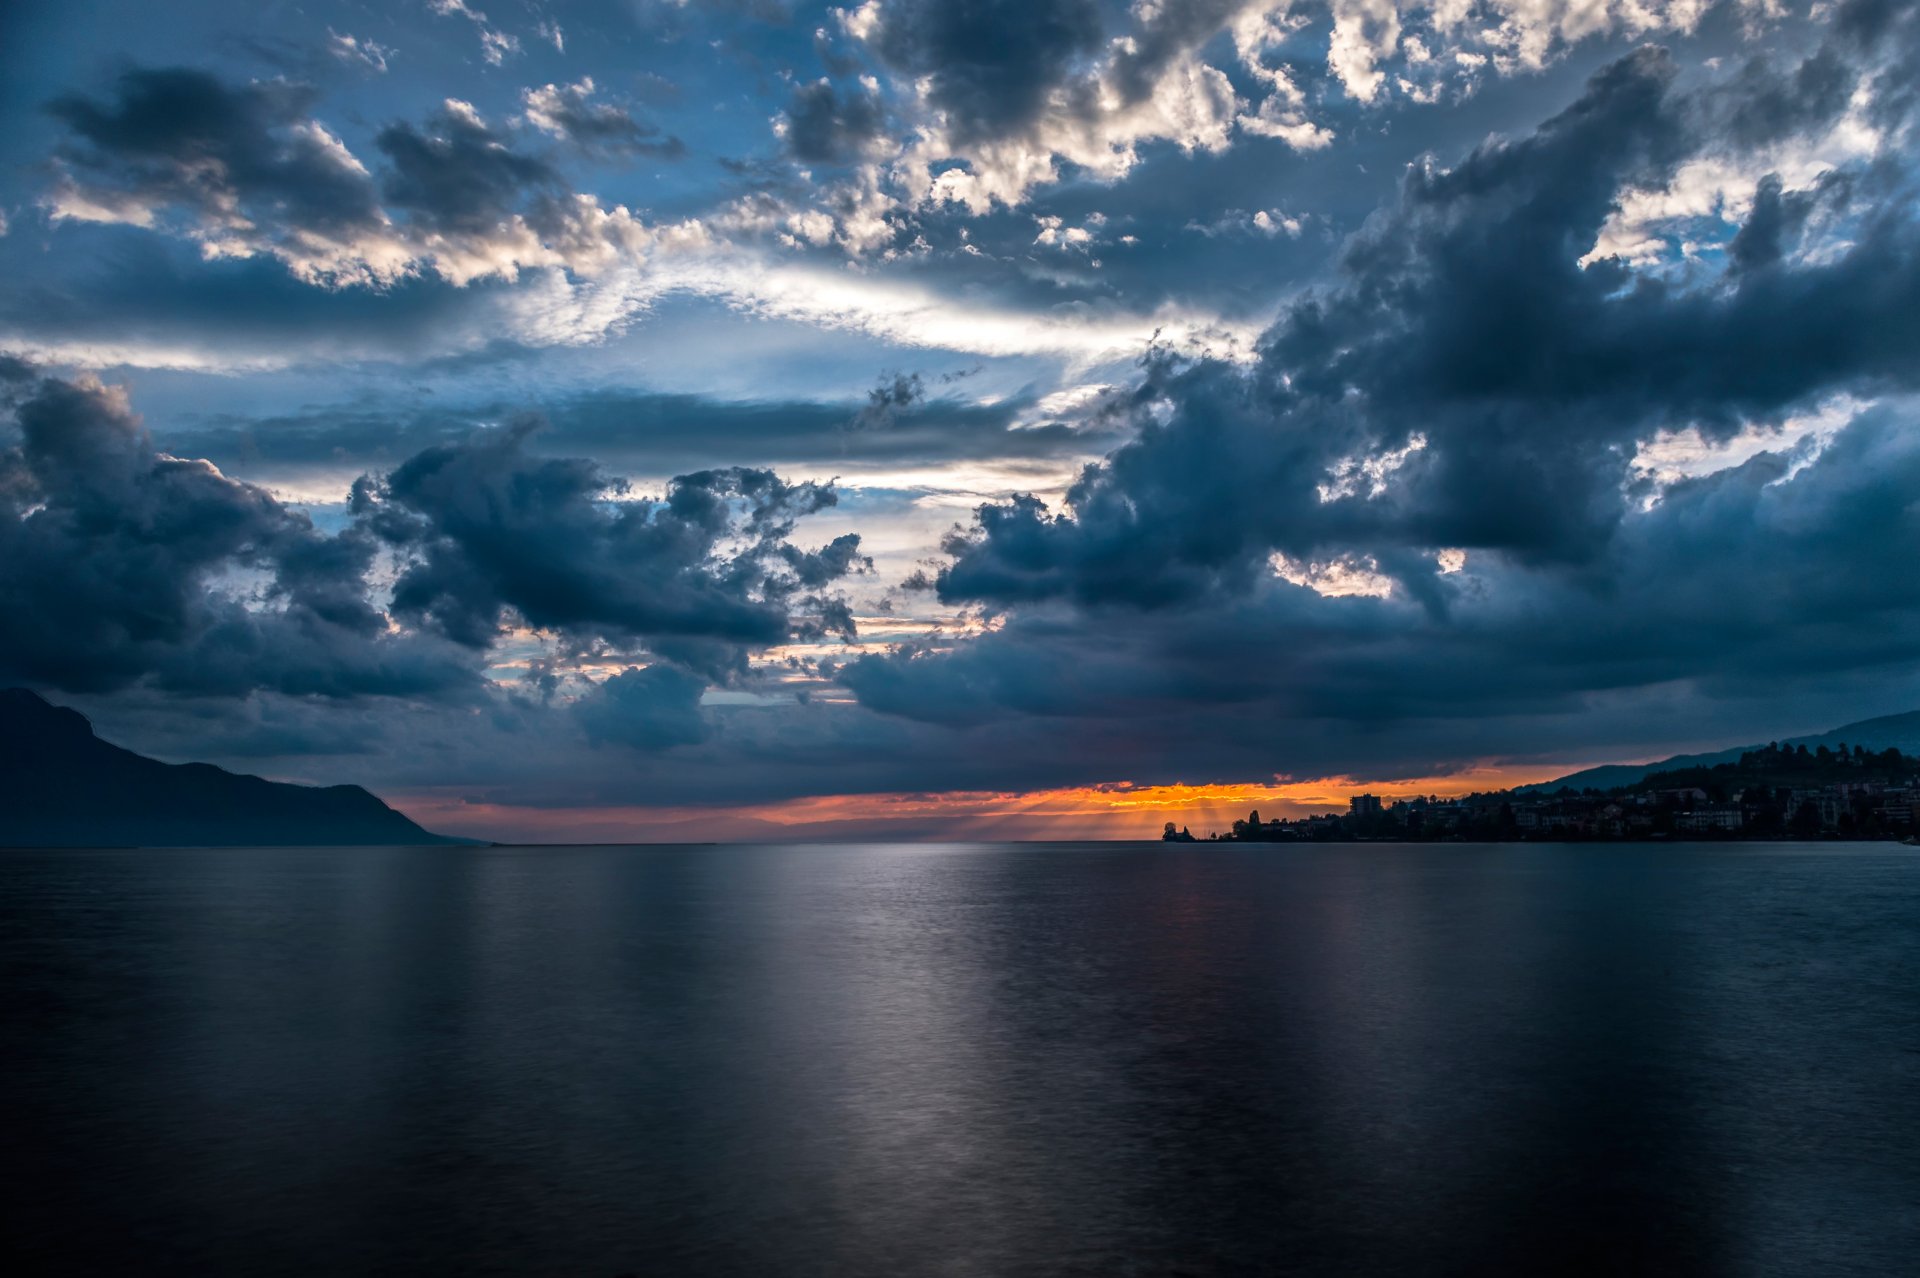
2, 0, 1918, 841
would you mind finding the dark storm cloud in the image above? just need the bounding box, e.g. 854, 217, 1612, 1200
375, 102, 561, 237
857, 398, 1920, 714
352, 419, 867, 670
921, 44, 1920, 612
869, 0, 1106, 144
1848, 0, 1920, 128
781, 77, 886, 164
18, 1, 1920, 814
0, 371, 475, 698
39, 64, 644, 288
837, 36, 1920, 756
1709, 44, 1856, 150
70, 639, 1919, 818
44, 67, 387, 264
1725, 171, 1843, 275
575, 664, 710, 751
858, 0, 1266, 151
0, 367, 868, 769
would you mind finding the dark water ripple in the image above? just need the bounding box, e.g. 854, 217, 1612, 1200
2, 842, 1916, 1276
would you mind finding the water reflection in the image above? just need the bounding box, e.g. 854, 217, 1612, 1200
2, 843, 1915, 1274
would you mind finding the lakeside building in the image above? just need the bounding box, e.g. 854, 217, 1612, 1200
1195, 757, 1920, 843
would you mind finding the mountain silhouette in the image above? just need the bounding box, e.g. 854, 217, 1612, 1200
1521, 709, 1920, 794
0, 688, 466, 847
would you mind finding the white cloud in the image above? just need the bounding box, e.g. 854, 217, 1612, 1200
1630, 397, 1869, 500
9, 215, 1254, 372
636, 253, 1253, 365
1252, 209, 1303, 237
885, 37, 1242, 214
517, 77, 643, 146
1023, 382, 1117, 425
1581, 90, 1883, 269
42, 174, 159, 228
1317, 432, 1428, 502
834, 2, 884, 43
1272, 552, 1398, 598
829, 0, 1772, 222
428, 0, 520, 65
1329, 0, 1404, 103
1188, 206, 1304, 238
1271, 0, 1751, 110
1034, 215, 1098, 249
327, 31, 394, 73
1238, 100, 1335, 149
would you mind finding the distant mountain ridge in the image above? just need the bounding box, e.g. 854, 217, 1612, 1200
1521, 709, 1920, 794
0, 688, 466, 847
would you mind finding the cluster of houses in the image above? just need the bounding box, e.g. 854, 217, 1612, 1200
1496, 782, 1917, 838
1168, 774, 1920, 843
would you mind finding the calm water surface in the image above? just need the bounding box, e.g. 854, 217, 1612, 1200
2, 842, 1917, 1276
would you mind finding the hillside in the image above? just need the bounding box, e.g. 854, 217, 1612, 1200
0, 689, 465, 847
1521, 709, 1920, 794
1626, 742, 1918, 798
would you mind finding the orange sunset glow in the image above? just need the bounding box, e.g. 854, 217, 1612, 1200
396, 763, 1568, 843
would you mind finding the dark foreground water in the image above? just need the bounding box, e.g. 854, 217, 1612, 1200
2, 843, 1917, 1276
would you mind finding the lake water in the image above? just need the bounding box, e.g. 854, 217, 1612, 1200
2, 842, 1916, 1275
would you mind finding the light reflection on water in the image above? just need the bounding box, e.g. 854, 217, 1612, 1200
2, 842, 1916, 1275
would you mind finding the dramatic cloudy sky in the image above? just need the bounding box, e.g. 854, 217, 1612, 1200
2, 0, 1918, 838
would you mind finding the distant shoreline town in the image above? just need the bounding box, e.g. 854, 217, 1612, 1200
1164, 743, 1920, 843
